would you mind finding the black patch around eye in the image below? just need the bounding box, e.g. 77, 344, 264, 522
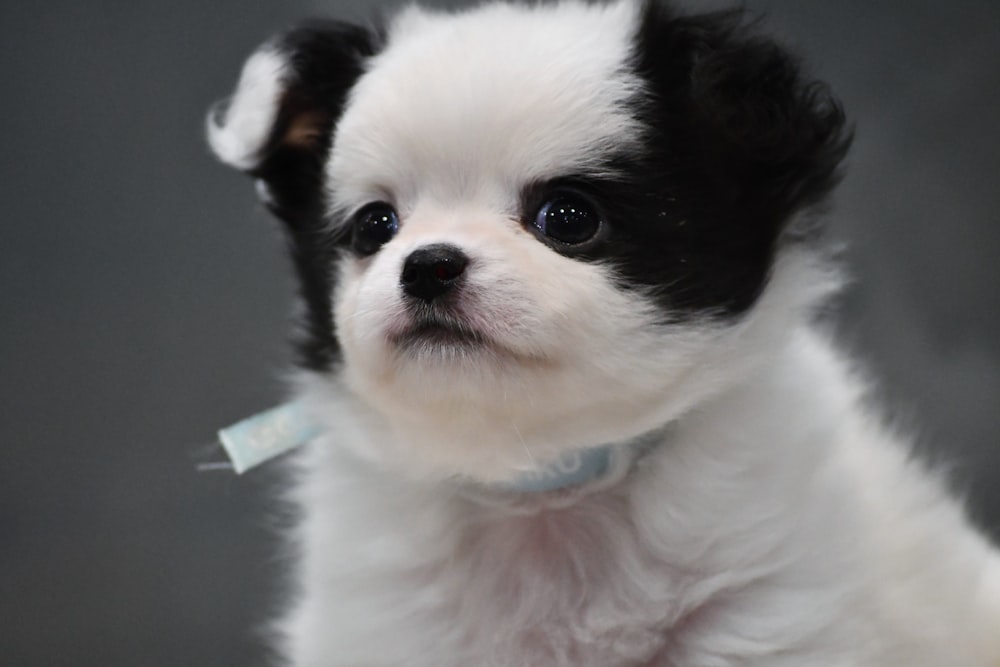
592, 175, 778, 317
519, 163, 801, 320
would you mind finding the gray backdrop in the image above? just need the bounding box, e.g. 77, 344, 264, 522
1, 1, 997, 665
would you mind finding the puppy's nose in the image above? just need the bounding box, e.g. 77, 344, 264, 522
400, 244, 469, 302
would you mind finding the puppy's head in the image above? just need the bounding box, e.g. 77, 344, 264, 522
208, 0, 849, 480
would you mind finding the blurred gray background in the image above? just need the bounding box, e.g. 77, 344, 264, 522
1, 0, 997, 665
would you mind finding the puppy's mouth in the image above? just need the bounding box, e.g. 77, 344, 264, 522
387, 311, 491, 353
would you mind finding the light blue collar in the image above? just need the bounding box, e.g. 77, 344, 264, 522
218, 403, 657, 493
494, 444, 625, 493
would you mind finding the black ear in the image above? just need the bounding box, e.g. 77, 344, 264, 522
636, 4, 852, 235
208, 20, 377, 229
208, 22, 378, 372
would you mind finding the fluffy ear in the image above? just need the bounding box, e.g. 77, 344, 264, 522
691, 18, 851, 227
208, 21, 377, 372
207, 21, 377, 227
637, 5, 852, 235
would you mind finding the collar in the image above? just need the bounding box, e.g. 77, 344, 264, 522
491, 434, 659, 494
218, 403, 663, 492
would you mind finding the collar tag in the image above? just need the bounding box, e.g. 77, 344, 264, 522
218, 403, 320, 474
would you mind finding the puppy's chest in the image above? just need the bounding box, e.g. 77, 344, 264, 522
433, 495, 684, 664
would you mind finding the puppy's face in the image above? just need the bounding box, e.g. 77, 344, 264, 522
209, 1, 848, 479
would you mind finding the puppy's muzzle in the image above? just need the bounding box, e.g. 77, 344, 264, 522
400, 244, 468, 303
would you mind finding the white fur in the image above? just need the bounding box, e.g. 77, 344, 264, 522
212, 1, 1000, 665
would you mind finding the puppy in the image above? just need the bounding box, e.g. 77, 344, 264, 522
208, 1, 1000, 664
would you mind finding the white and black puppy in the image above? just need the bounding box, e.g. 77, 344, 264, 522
208, 1, 1000, 665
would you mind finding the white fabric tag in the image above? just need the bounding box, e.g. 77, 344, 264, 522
217, 403, 320, 474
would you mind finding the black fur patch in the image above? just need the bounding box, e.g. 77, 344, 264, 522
242, 21, 379, 371
533, 2, 851, 318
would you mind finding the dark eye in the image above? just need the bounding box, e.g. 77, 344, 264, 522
532, 193, 601, 245
352, 203, 399, 256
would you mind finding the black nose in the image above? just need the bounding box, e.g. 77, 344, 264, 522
400, 244, 469, 302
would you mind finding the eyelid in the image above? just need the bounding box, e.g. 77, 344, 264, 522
353, 200, 394, 216
520, 178, 602, 216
